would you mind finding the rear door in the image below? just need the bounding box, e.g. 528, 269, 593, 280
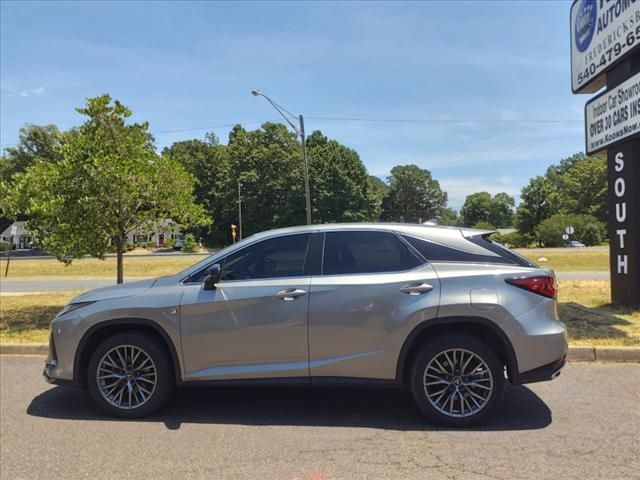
308, 230, 440, 381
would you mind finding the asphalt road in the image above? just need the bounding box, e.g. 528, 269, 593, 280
0, 271, 610, 293
1, 357, 638, 480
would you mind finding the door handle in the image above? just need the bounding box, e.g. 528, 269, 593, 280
274, 288, 307, 301
400, 283, 434, 295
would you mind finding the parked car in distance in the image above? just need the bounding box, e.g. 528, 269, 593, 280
564, 240, 586, 248
44, 223, 567, 427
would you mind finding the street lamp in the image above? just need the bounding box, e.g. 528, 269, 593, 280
251, 90, 311, 225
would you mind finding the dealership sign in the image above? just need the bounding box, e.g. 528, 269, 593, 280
585, 71, 640, 153
571, 0, 640, 93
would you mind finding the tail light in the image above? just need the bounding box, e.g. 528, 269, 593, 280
505, 275, 557, 299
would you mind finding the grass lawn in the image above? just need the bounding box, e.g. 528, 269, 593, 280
1, 255, 204, 279
1, 280, 637, 346
515, 247, 608, 272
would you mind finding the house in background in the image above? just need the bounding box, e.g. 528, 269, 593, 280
0, 221, 36, 249
126, 219, 184, 248
1, 219, 184, 250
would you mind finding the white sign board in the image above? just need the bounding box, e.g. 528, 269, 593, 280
585, 71, 640, 153
570, 0, 640, 93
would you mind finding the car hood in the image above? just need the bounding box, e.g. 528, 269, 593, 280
70, 278, 158, 303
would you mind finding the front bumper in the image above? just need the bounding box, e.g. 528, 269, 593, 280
43, 361, 76, 387
511, 354, 566, 385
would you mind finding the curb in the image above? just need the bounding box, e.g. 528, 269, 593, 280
0, 344, 48, 355
1, 343, 640, 362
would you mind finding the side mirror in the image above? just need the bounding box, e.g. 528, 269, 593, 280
203, 264, 221, 291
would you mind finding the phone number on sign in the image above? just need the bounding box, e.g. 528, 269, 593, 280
577, 26, 640, 86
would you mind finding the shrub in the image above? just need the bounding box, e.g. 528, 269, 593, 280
0, 241, 11, 251
492, 231, 534, 248
472, 221, 496, 230
535, 214, 606, 247
145, 241, 155, 250
164, 238, 176, 249
125, 242, 136, 252
182, 233, 199, 253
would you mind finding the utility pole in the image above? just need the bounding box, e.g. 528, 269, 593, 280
238, 182, 243, 240
299, 115, 311, 226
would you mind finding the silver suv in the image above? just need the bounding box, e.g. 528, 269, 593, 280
44, 224, 567, 427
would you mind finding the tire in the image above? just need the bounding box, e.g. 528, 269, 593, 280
87, 332, 174, 418
409, 334, 505, 427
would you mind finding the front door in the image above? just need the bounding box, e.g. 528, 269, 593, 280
180, 233, 312, 381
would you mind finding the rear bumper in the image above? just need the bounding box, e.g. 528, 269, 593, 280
511, 354, 566, 385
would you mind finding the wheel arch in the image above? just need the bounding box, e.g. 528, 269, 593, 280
395, 316, 519, 385
73, 318, 182, 389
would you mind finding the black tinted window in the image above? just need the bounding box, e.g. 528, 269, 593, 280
402, 235, 514, 265
212, 234, 310, 281
323, 231, 422, 275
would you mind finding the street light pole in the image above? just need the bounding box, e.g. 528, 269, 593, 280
238, 182, 243, 240
251, 90, 311, 225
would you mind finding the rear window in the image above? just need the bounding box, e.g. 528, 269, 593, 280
467, 234, 537, 268
401, 234, 516, 265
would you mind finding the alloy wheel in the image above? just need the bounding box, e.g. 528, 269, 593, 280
96, 344, 157, 410
423, 348, 494, 418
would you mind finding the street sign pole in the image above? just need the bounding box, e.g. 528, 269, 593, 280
605, 56, 640, 308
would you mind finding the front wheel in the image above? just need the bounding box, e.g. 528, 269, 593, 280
410, 334, 505, 427
87, 332, 174, 418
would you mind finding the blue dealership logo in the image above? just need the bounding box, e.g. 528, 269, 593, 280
575, 0, 597, 52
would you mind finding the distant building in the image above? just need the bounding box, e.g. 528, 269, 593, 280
0, 221, 35, 249
0, 219, 184, 249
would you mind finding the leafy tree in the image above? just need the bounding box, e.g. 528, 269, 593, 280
556, 155, 607, 222
162, 135, 229, 244
368, 175, 389, 220
306, 131, 377, 224
215, 123, 306, 242
437, 207, 460, 226
380, 164, 447, 223
0, 124, 63, 179
460, 192, 514, 228
515, 176, 560, 235
0, 124, 64, 232
2, 95, 208, 283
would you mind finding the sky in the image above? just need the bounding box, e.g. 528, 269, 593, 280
1, 0, 587, 210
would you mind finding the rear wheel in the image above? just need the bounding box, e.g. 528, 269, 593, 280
410, 334, 505, 427
87, 332, 174, 418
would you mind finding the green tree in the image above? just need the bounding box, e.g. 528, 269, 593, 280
460, 192, 514, 228
556, 155, 607, 222
2, 95, 208, 283
515, 176, 560, 235
380, 165, 447, 223
306, 131, 377, 223
216, 123, 306, 242
368, 175, 389, 219
0, 124, 63, 179
437, 207, 460, 226
0, 124, 64, 232
162, 135, 229, 245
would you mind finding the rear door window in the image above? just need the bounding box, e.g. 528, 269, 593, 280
323, 231, 423, 275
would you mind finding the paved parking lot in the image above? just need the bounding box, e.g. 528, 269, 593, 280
1, 356, 638, 480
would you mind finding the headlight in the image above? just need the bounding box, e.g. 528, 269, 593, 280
58, 301, 95, 317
